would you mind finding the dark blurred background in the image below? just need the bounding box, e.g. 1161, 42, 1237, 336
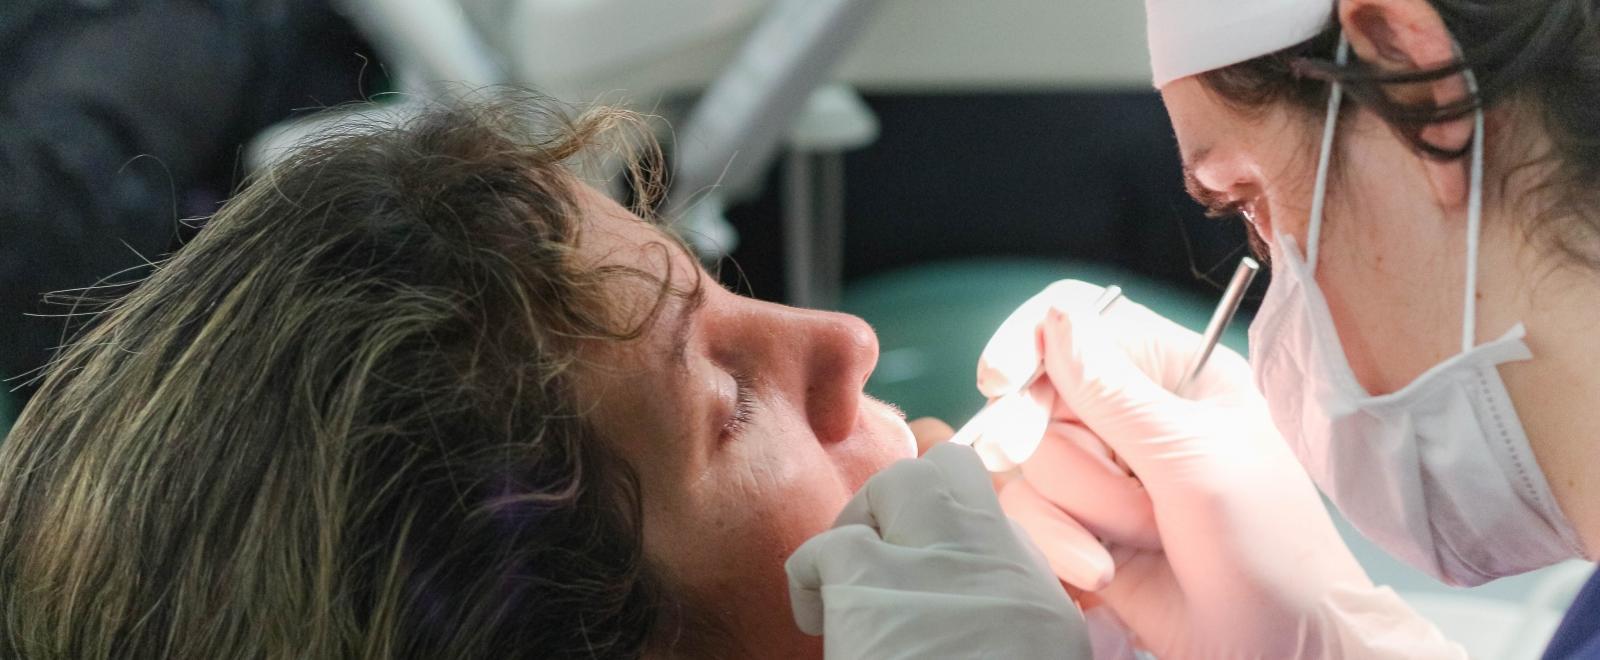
0, 0, 1257, 433
720, 91, 1258, 424
1, 0, 390, 405
724, 91, 1253, 300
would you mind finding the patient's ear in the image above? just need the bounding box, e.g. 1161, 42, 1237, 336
1339, 0, 1473, 209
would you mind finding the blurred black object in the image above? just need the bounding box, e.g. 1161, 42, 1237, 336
722, 92, 1260, 305
0, 0, 384, 398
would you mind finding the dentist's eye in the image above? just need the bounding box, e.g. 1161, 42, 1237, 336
721, 371, 756, 440
1206, 198, 1267, 239
1203, 199, 1246, 220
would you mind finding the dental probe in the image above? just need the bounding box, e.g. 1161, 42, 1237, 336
950, 285, 1123, 447
1096, 258, 1260, 477
1175, 257, 1260, 395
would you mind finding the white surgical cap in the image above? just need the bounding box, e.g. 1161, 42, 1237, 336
1146, 0, 1334, 88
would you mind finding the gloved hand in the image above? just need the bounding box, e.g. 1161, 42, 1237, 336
785, 442, 1092, 660
985, 280, 1466, 659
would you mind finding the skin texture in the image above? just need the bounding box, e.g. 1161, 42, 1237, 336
571, 185, 917, 658
1161, 0, 1600, 555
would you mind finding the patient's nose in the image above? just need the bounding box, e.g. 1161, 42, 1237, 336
795, 310, 877, 445
741, 303, 877, 445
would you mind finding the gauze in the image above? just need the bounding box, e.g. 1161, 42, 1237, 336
1247, 37, 1585, 586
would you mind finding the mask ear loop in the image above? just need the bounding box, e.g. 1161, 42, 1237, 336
1309, 35, 1484, 351
1461, 63, 1485, 352
1305, 35, 1350, 271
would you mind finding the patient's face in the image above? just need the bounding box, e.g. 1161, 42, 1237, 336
574, 186, 915, 657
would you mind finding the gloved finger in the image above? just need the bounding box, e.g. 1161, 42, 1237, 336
836, 444, 1000, 549
968, 378, 1054, 472
1087, 293, 1205, 394
785, 524, 886, 635
1039, 306, 1195, 474
979, 280, 1201, 399
912, 414, 1012, 492
1080, 600, 1144, 660
1020, 422, 1160, 549
909, 417, 954, 457
1178, 342, 1257, 405
986, 279, 1250, 404
1001, 478, 1115, 591
1090, 549, 1190, 650
1085, 291, 1258, 403
920, 442, 1006, 513
977, 280, 1111, 398
1043, 397, 1122, 470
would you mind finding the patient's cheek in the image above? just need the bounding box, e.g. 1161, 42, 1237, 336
671, 480, 841, 654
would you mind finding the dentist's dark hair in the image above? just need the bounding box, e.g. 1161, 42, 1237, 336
1199, 0, 1600, 268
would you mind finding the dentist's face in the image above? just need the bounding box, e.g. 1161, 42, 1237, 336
573, 186, 916, 658
1160, 75, 1485, 395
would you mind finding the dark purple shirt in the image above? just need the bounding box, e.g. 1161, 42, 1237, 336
1545, 568, 1600, 659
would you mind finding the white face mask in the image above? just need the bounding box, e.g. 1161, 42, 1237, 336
1246, 37, 1586, 586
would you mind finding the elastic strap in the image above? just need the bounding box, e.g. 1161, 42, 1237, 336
1306, 36, 1350, 270
1462, 64, 1485, 351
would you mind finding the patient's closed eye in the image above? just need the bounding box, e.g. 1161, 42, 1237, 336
721, 370, 756, 441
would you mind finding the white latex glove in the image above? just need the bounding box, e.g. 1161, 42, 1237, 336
785, 442, 1092, 659
984, 280, 1466, 659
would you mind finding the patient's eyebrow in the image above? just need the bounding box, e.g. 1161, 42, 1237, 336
669, 285, 708, 372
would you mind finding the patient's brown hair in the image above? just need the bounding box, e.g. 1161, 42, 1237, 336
0, 93, 708, 658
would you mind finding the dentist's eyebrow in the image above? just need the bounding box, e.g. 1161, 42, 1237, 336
1181, 146, 1212, 173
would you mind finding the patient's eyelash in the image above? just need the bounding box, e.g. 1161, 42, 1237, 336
722, 371, 756, 439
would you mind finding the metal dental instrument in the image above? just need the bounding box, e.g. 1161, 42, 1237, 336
1095, 258, 1259, 476
1175, 257, 1261, 394
950, 285, 1123, 447
949, 259, 1258, 473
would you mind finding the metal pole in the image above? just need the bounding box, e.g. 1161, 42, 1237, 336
814, 151, 846, 309
783, 151, 816, 308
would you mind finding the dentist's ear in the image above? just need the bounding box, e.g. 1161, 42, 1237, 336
1339, 0, 1473, 209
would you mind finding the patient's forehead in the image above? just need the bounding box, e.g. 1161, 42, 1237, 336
566, 181, 706, 452
570, 184, 634, 245
570, 183, 695, 269
568, 183, 702, 324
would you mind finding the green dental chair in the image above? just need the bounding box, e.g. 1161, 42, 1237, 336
841, 257, 1250, 426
